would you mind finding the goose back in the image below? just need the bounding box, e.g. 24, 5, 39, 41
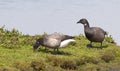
43, 35, 61, 48
43, 32, 74, 48
85, 27, 106, 42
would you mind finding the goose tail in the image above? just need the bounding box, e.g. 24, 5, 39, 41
104, 31, 108, 35
60, 39, 75, 47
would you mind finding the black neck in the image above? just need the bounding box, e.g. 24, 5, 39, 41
38, 38, 44, 46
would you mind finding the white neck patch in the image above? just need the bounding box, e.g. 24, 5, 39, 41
84, 23, 87, 26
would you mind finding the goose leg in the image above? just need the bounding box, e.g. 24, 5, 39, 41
100, 42, 103, 49
53, 48, 58, 54
45, 47, 47, 51
52, 48, 56, 54
57, 48, 59, 52
90, 41, 92, 47
52, 48, 59, 54
54, 48, 56, 52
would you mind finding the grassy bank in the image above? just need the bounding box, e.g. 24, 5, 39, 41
0, 26, 120, 71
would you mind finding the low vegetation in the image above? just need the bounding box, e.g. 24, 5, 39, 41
0, 26, 120, 71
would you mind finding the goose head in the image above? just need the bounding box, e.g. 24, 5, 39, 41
33, 38, 43, 51
77, 18, 90, 27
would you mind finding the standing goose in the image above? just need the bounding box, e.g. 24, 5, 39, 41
33, 32, 75, 52
77, 18, 106, 47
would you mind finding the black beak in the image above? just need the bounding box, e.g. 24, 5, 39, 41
77, 21, 80, 24
33, 44, 38, 52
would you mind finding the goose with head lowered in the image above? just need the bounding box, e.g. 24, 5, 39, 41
33, 32, 75, 52
77, 18, 107, 47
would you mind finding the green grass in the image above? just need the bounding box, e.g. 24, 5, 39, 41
0, 26, 120, 71
0, 36, 120, 71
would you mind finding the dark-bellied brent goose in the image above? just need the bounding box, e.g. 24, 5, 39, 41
77, 18, 107, 47
33, 32, 75, 52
